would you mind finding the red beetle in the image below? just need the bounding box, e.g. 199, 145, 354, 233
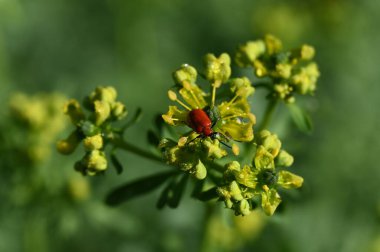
187, 109, 214, 137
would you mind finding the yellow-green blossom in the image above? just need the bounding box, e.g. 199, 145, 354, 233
234, 34, 320, 102
57, 86, 128, 175
217, 131, 303, 216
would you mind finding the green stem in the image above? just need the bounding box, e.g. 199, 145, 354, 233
112, 138, 162, 163
258, 99, 279, 131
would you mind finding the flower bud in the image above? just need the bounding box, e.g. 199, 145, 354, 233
239, 199, 251, 216
63, 99, 85, 125
230, 77, 255, 98
291, 63, 320, 95
235, 40, 266, 67
56, 131, 81, 155
173, 64, 198, 85
291, 44, 315, 62
275, 63, 292, 79
80, 120, 100, 137
94, 100, 111, 125
230, 181, 244, 201
275, 150, 294, 167
264, 34, 282, 55
83, 134, 103, 151
204, 53, 231, 83
83, 150, 108, 174
111, 101, 127, 120
253, 60, 268, 77
192, 160, 207, 180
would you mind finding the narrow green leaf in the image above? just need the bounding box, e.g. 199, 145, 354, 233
110, 153, 123, 174
156, 179, 176, 209
167, 175, 188, 208
286, 103, 313, 133
147, 130, 160, 147
154, 114, 165, 134
191, 179, 205, 198
105, 170, 177, 206
122, 107, 143, 130
195, 187, 218, 201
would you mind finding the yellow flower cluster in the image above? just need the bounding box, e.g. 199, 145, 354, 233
217, 130, 303, 216
235, 34, 320, 103
57, 86, 127, 176
160, 54, 256, 179
9, 92, 67, 164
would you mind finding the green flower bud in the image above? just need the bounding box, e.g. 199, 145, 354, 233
275, 63, 292, 79
173, 64, 198, 85
56, 131, 81, 155
230, 181, 244, 201
235, 40, 266, 67
264, 34, 282, 55
258, 130, 282, 157
111, 101, 128, 119
230, 77, 255, 98
253, 60, 268, 77
291, 44, 315, 62
204, 53, 231, 83
239, 199, 251, 216
83, 134, 103, 151
94, 100, 111, 125
80, 120, 100, 137
192, 160, 207, 180
83, 150, 108, 175
274, 83, 293, 101
291, 63, 320, 95
275, 150, 294, 167
277, 170, 303, 189
63, 99, 85, 125
93, 86, 117, 104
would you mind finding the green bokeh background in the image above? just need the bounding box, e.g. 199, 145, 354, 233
1, 0, 379, 251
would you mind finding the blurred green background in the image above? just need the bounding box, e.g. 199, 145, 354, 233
1, 0, 379, 251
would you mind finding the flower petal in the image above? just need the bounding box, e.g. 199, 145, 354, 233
261, 188, 281, 216
254, 145, 275, 169
277, 170, 304, 189
162, 106, 188, 126
178, 84, 207, 109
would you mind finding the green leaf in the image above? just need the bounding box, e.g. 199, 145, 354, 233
110, 153, 123, 174
286, 103, 313, 133
156, 179, 176, 209
147, 130, 160, 147
195, 187, 218, 201
122, 107, 143, 130
167, 175, 188, 208
105, 170, 177, 206
154, 114, 165, 134
191, 179, 205, 198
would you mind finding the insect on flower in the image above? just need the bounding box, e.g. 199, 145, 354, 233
187, 106, 231, 147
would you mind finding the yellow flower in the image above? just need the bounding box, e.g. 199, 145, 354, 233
162, 63, 255, 143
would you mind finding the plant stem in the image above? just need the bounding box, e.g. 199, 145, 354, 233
112, 138, 162, 163
258, 99, 279, 131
